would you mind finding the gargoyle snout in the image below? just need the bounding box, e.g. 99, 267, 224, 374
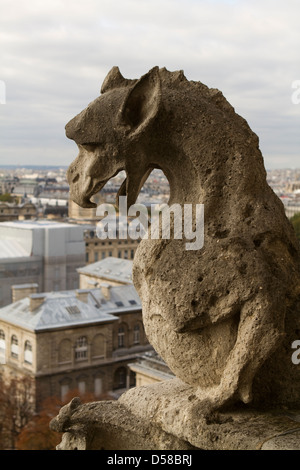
66, 162, 79, 185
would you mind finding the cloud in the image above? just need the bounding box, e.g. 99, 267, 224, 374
0, 0, 299, 168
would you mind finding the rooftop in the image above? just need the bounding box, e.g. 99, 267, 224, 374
0, 220, 77, 230
0, 284, 141, 332
77, 257, 133, 284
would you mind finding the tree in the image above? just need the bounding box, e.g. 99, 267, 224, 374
291, 212, 300, 242
0, 376, 35, 450
16, 388, 113, 450
0, 193, 14, 202
15, 396, 62, 451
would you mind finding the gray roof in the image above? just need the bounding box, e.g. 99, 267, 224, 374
0, 284, 141, 332
77, 257, 133, 284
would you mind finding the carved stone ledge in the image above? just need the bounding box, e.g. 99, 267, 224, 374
50, 384, 300, 450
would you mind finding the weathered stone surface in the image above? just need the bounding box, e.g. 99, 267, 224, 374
66, 66, 300, 412
57, 67, 300, 449
49, 390, 300, 450
49, 396, 196, 450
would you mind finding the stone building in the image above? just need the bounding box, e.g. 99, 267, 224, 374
83, 225, 139, 264
77, 257, 133, 289
0, 201, 37, 222
0, 220, 85, 307
0, 283, 151, 410
128, 351, 174, 387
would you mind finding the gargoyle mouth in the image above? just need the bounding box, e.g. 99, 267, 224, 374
115, 167, 154, 209
83, 176, 108, 207
70, 176, 109, 208
70, 166, 154, 210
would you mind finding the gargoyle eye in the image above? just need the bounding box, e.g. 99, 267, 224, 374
81, 143, 99, 151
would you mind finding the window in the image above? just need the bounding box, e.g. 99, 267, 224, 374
60, 377, 72, 402
131, 249, 134, 259
133, 324, 140, 344
113, 367, 127, 389
58, 338, 72, 364
86, 252, 89, 262
65, 305, 80, 315
24, 340, 33, 364
53, 281, 60, 291
118, 369, 126, 387
61, 384, 69, 402
78, 380, 86, 395
75, 336, 88, 360
94, 252, 98, 262
0, 330, 5, 363
124, 250, 128, 259
11, 335, 19, 358
91, 334, 105, 359
118, 326, 125, 348
94, 377, 103, 397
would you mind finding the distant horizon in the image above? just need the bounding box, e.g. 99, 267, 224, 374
0, 164, 299, 172
1, 1, 300, 170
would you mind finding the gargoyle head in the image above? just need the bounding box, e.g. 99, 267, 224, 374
66, 66, 161, 209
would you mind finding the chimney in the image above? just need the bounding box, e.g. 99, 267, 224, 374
101, 283, 111, 300
12, 283, 38, 303
76, 289, 90, 303
29, 293, 46, 312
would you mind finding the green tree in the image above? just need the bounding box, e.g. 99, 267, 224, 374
0, 193, 14, 202
291, 213, 300, 242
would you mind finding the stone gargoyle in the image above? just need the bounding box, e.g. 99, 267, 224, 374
65, 66, 300, 417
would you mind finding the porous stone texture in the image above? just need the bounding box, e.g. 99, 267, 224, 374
56, 66, 300, 449
50, 396, 197, 450
50, 392, 300, 450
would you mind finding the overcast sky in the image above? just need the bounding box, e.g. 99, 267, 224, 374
0, 0, 300, 170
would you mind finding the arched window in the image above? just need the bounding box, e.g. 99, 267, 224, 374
0, 330, 5, 363
113, 367, 127, 389
60, 377, 72, 402
58, 338, 72, 364
24, 340, 33, 364
77, 374, 88, 395
11, 335, 19, 359
118, 326, 125, 348
133, 324, 140, 345
94, 376, 103, 397
75, 336, 88, 361
91, 334, 105, 359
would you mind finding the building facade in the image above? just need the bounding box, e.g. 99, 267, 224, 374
128, 351, 175, 387
0, 220, 85, 307
0, 283, 151, 410
84, 226, 139, 264
0, 201, 37, 222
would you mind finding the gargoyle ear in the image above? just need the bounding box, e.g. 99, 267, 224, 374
119, 66, 161, 136
101, 66, 128, 94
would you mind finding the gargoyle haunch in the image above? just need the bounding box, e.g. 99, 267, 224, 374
67, 67, 300, 410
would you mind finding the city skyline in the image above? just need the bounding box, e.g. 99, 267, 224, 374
0, 0, 300, 169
